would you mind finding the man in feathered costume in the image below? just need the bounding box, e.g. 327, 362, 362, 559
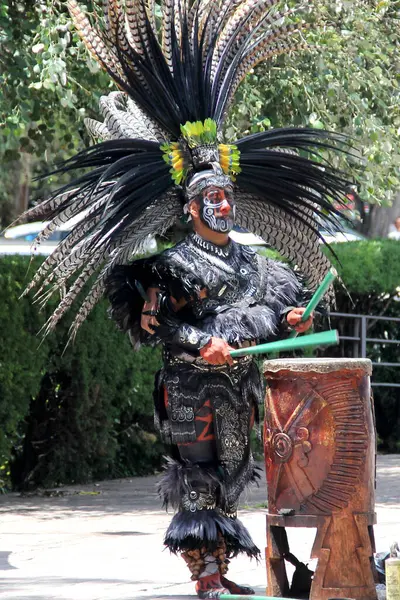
16, 1, 351, 597
106, 164, 314, 597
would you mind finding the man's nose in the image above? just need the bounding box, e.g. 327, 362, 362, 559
219, 199, 231, 215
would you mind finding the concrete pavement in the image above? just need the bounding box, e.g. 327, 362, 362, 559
0, 455, 399, 600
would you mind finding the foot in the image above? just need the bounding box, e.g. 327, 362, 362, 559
220, 575, 255, 595
196, 573, 229, 599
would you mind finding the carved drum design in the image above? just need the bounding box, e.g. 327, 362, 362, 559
263, 358, 377, 600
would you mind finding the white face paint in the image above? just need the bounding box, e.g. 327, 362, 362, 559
199, 186, 236, 233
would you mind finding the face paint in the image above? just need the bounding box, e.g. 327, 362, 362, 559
199, 187, 236, 233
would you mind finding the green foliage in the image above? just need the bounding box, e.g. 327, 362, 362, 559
327, 239, 400, 297
1, 0, 399, 224
0, 256, 48, 487
0, 0, 112, 221
226, 0, 400, 205
0, 256, 163, 490
321, 240, 400, 452
0, 1, 109, 154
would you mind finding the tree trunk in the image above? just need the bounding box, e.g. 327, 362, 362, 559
361, 193, 400, 238
0, 153, 32, 228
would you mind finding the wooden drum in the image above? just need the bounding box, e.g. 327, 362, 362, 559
263, 358, 377, 600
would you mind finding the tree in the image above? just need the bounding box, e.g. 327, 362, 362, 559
1, 1, 399, 231
226, 0, 400, 218
0, 0, 113, 225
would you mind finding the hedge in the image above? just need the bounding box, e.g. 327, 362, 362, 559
1, 239, 399, 489
321, 239, 400, 452
0, 256, 163, 490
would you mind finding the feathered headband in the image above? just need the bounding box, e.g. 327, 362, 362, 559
15, 0, 352, 338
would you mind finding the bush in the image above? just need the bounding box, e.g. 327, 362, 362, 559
327, 239, 400, 299
0, 256, 163, 490
320, 240, 400, 452
0, 257, 49, 488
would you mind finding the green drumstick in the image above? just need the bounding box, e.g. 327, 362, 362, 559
288, 267, 337, 339
220, 595, 302, 600
230, 329, 339, 358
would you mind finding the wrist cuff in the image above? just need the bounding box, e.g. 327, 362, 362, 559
175, 325, 212, 351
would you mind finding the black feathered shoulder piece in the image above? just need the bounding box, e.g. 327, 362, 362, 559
13, 0, 353, 339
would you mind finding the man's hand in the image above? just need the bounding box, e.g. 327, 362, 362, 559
286, 307, 314, 333
200, 337, 235, 365
141, 287, 160, 335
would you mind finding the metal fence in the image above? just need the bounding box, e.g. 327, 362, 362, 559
328, 312, 400, 389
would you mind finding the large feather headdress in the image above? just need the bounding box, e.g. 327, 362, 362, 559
18, 0, 351, 338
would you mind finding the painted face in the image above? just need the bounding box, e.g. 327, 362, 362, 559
198, 186, 236, 233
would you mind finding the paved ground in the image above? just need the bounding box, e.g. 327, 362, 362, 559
0, 455, 399, 600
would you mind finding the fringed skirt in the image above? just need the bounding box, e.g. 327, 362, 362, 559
155, 356, 263, 558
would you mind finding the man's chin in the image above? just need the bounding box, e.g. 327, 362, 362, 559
211, 227, 233, 234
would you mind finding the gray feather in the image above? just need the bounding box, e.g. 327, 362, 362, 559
235, 189, 333, 297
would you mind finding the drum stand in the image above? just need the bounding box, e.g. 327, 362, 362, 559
265, 512, 377, 600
